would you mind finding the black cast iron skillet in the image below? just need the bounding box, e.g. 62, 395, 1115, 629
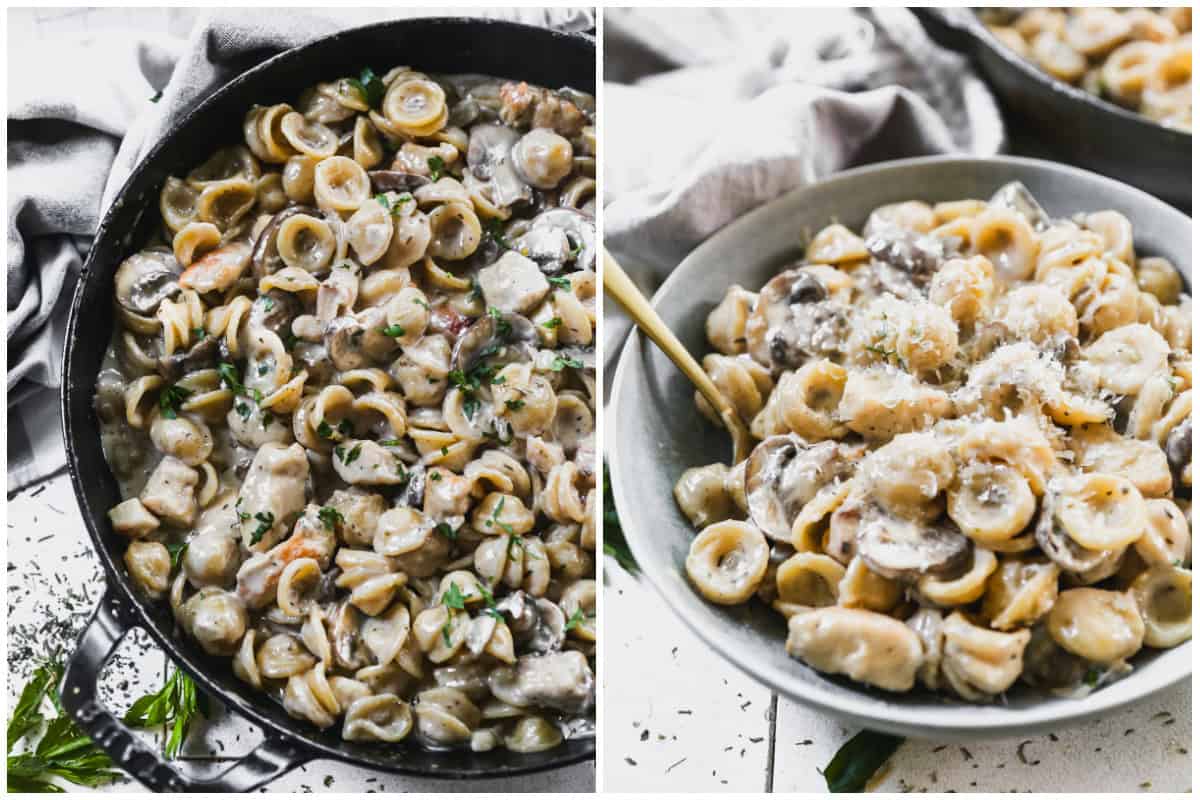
60, 17, 594, 793
915, 8, 1190, 210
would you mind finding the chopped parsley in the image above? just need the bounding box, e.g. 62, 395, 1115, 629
564, 608, 588, 633
542, 316, 563, 330
234, 401, 252, 421
442, 582, 467, 611
482, 217, 510, 250
547, 276, 572, 290
262, 297, 275, 312
477, 583, 504, 620
347, 66, 385, 108
1082, 666, 1102, 687
413, 296, 430, 310
550, 355, 584, 371
505, 398, 526, 411
165, 541, 188, 571
487, 306, 511, 336
318, 506, 344, 531
191, 327, 207, 339
434, 522, 457, 541
380, 324, 406, 337
568, 240, 584, 260
158, 384, 192, 420
334, 443, 363, 465
487, 497, 516, 535
430, 471, 443, 482
375, 192, 414, 216
281, 331, 299, 350
257, 363, 270, 376
217, 362, 243, 393
427, 155, 445, 181
249, 511, 275, 545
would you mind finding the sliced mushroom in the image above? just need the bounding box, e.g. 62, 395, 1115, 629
331, 600, 370, 671
744, 267, 849, 371
855, 508, 972, 581
744, 436, 856, 542
864, 228, 953, 280
466, 123, 532, 209
115, 250, 182, 315
1165, 416, 1191, 489
367, 170, 432, 195
451, 310, 538, 373
1035, 494, 1118, 574
248, 289, 302, 340
250, 206, 320, 279
324, 315, 369, 372
512, 208, 596, 273
157, 334, 219, 382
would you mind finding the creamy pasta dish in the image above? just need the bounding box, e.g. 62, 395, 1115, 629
96, 66, 596, 752
674, 184, 1191, 700
981, 7, 1192, 131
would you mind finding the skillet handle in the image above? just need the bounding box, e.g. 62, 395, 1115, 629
61, 588, 313, 793
912, 8, 984, 54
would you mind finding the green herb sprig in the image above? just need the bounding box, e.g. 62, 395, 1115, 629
821, 729, 904, 793
123, 668, 210, 760
7, 659, 122, 792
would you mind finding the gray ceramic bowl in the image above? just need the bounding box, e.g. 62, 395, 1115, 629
610, 155, 1192, 740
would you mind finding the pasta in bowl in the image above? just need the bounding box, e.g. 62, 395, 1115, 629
96, 63, 596, 753
676, 183, 1191, 701
611, 157, 1191, 737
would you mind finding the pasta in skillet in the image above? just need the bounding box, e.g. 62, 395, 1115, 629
98, 65, 596, 751
981, 7, 1192, 131
675, 183, 1192, 701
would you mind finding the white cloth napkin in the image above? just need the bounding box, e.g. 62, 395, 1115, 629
602, 7, 1005, 387
6, 7, 593, 492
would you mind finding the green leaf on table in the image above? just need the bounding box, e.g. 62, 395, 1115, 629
7, 657, 121, 792
822, 729, 904, 793
601, 462, 638, 574
123, 668, 208, 760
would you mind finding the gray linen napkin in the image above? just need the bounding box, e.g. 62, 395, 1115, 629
7, 7, 593, 492
602, 8, 1005, 395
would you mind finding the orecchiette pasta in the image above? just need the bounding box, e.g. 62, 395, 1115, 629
983, 7, 1192, 131
676, 183, 1191, 701
99, 65, 595, 751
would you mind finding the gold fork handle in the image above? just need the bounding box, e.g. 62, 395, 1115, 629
602, 247, 752, 462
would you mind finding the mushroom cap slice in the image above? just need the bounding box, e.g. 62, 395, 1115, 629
744, 436, 850, 542
515, 208, 596, 273
856, 509, 971, 581
744, 267, 849, 371
367, 170, 432, 195
466, 123, 531, 209
115, 249, 182, 315
251, 205, 320, 279
451, 310, 538, 373
1034, 498, 1117, 574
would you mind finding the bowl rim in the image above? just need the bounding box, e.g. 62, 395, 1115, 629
609, 153, 1192, 738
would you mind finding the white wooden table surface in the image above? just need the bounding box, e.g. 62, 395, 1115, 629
603, 560, 1191, 793
5, 6, 592, 793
